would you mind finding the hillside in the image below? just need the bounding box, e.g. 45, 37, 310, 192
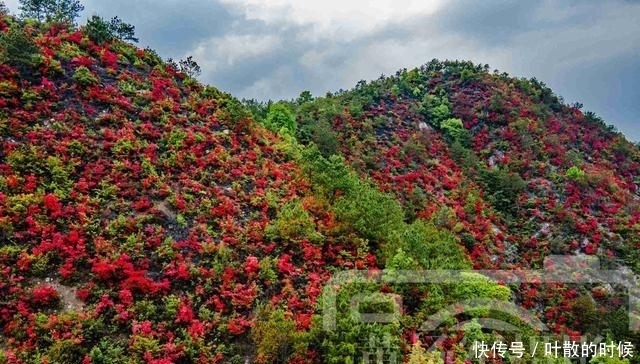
286, 61, 640, 358
1, 8, 640, 364
292, 61, 640, 271
0, 13, 383, 364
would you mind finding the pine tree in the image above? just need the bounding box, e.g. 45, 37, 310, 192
19, 0, 84, 23
84, 15, 138, 44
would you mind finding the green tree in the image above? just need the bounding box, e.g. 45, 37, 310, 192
386, 220, 471, 270
179, 55, 201, 77
242, 98, 269, 124
448, 272, 511, 302
300, 146, 405, 249
333, 181, 405, 243
441, 117, 471, 147
419, 90, 452, 128
479, 167, 526, 217
309, 119, 339, 157
19, 0, 84, 23
310, 281, 402, 364
265, 199, 323, 242
297, 90, 313, 104
0, 24, 41, 68
265, 103, 296, 133
251, 307, 307, 363
108, 16, 137, 42
84, 15, 138, 44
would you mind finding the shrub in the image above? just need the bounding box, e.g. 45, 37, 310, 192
258, 257, 277, 284
89, 339, 126, 364
265, 199, 323, 242
0, 24, 41, 69
441, 117, 471, 147
56, 40, 83, 60
46, 339, 87, 364
251, 307, 306, 363
571, 294, 599, 334
566, 165, 587, 183
110, 41, 138, 63
386, 220, 471, 270
488, 93, 505, 112
31, 284, 60, 306
141, 47, 163, 67
72, 65, 98, 86
407, 343, 443, 364
265, 103, 296, 133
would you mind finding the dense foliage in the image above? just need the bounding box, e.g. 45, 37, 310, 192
1, 5, 639, 363
19, 0, 84, 23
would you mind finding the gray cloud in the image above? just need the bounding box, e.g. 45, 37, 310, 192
434, 0, 542, 45
555, 51, 640, 140
81, 0, 234, 58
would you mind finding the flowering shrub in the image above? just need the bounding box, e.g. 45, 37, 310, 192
30, 284, 60, 307
72, 65, 98, 85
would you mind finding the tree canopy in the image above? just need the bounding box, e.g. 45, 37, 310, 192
19, 0, 84, 23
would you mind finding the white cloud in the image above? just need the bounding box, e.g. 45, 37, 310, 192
191, 34, 281, 71
237, 65, 296, 100
219, 0, 444, 40
3, 0, 19, 12
341, 34, 513, 88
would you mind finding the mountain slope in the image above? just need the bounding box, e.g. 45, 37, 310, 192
0, 16, 382, 364
290, 60, 640, 351
294, 60, 640, 270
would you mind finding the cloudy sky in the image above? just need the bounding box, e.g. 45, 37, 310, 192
4, 0, 639, 141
